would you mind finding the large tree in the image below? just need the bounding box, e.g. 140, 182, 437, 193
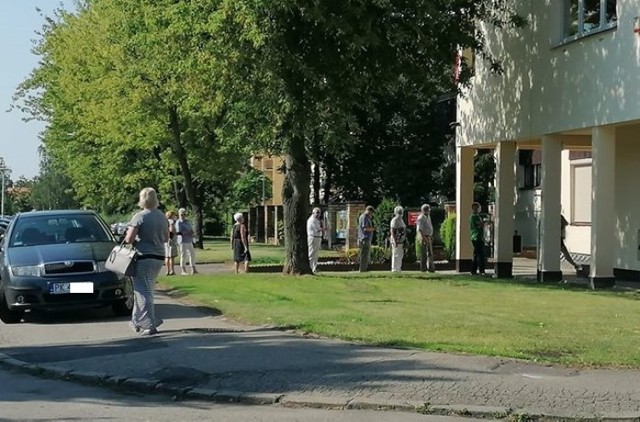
15, 0, 246, 242
29, 149, 79, 211
212, 0, 522, 274
321, 90, 456, 206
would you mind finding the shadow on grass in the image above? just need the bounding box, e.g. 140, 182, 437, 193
320, 271, 640, 299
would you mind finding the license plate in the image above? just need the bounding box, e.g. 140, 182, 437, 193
49, 282, 94, 294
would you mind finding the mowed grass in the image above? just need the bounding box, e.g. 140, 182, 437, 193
159, 271, 640, 368
196, 239, 339, 264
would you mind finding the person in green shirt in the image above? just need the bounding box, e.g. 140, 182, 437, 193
469, 202, 486, 275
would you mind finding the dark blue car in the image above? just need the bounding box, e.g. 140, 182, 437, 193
0, 210, 132, 324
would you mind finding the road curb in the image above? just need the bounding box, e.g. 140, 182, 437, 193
1, 352, 639, 421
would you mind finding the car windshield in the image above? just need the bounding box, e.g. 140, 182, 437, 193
9, 214, 114, 247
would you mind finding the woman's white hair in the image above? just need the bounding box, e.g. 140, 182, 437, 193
393, 206, 404, 216
233, 212, 244, 223
138, 187, 159, 209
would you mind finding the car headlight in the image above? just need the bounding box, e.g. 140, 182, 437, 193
11, 265, 41, 277
96, 261, 108, 273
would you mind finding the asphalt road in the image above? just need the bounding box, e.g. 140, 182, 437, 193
2, 365, 482, 421
0, 294, 454, 422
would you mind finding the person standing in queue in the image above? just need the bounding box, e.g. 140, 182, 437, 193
389, 206, 407, 273
561, 214, 583, 273
415, 204, 435, 272
470, 202, 486, 276
231, 212, 251, 274
175, 208, 197, 275
307, 207, 324, 274
164, 210, 178, 276
358, 206, 376, 272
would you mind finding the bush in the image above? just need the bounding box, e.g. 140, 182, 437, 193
440, 213, 456, 260
415, 238, 423, 263
344, 246, 387, 264
100, 213, 131, 225
372, 198, 397, 247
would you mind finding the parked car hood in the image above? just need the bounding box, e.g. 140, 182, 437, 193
7, 242, 116, 266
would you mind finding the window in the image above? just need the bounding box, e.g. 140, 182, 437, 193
523, 164, 541, 189
565, 0, 617, 38
519, 150, 541, 189
569, 151, 592, 160
572, 165, 592, 224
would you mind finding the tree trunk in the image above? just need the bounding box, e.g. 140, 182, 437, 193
312, 161, 320, 205
322, 153, 332, 204
282, 134, 312, 275
168, 105, 204, 248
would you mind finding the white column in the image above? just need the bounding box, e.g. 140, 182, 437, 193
493, 142, 516, 278
455, 146, 474, 271
590, 126, 616, 288
539, 136, 562, 282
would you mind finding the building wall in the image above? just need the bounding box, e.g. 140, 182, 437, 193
457, 0, 533, 145
513, 188, 540, 248
560, 151, 592, 255
614, 124, 640, 270
250, 155, 285, 206
458, 0, 640, 146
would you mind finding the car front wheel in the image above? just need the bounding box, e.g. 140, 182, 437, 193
0, 291, 25, 324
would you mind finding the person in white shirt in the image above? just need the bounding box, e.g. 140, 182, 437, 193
175, 208, 197, 275
389, 206, 407, 273
415, 203, 435, 272
306, 207, 324, 273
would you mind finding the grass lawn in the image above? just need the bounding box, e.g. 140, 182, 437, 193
159, 271, 640, 368
196, 239, 341, 264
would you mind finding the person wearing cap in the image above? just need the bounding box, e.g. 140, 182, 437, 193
389, 206, 407, 273
175, 208, 197, 275
231, 212, 251, 273
306, 207, 324, 273
358, 205, 376, 272
415, 204, 435, 272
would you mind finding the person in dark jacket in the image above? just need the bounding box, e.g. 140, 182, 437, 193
231, 212, 251, 274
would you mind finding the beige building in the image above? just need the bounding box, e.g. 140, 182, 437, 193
250, 155, 285, 206
250, 155, 285, 244
456, 0, 640, 288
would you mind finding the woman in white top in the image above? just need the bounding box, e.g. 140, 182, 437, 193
389, 206, 407, 273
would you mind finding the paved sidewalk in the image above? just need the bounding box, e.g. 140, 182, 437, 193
1, 260, 639, 420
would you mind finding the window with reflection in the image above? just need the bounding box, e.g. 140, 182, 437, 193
566, 0, 579, 36
565, 0, 617, 38
605, 0, 617, 24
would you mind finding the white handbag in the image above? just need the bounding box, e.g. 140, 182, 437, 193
105, 242, 139, 276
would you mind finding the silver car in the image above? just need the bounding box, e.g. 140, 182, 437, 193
0, 210, 132, 324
